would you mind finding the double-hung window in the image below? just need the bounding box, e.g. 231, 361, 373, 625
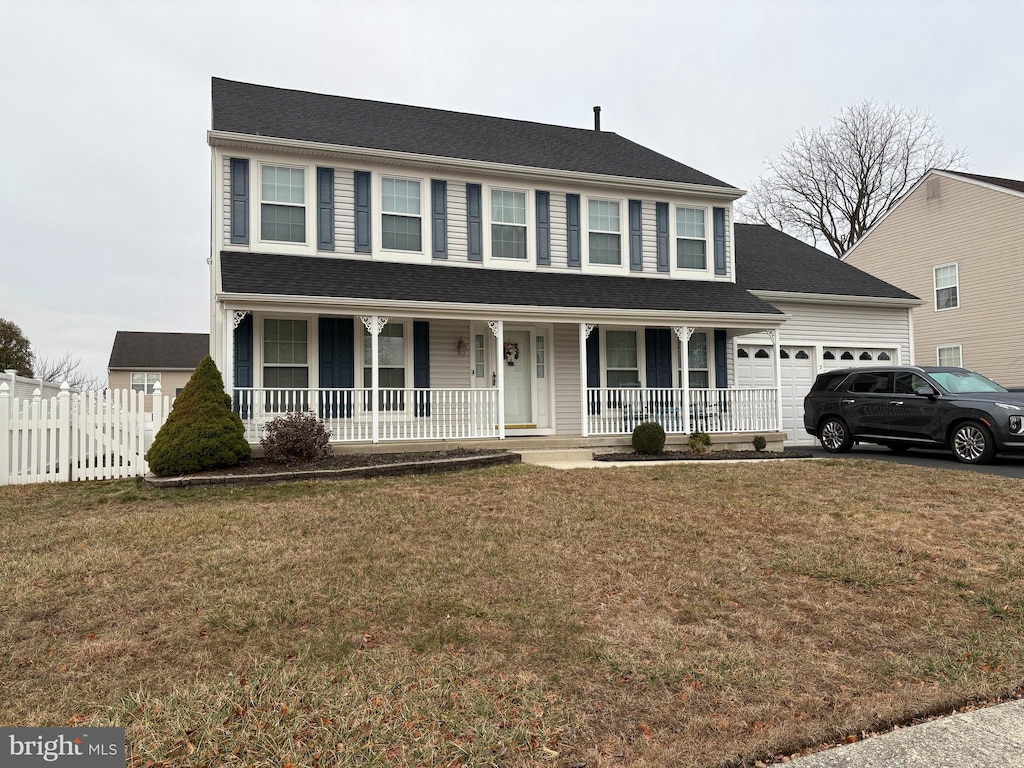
588, 200, 621, 265
605, 330, 638, 387
363, 323, 407, 410
685, 332, 709, 388
130, 372, 161, 395
382, 178, 422, 251
263, 319, 309, 411
937, 345, 962, 367
491, 189, 527, 259
261, 165, 306, 243
677, 207, 706, 269
934, 264, 959, 310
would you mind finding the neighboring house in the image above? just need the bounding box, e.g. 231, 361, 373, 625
108, 331, 209, 408
208, 78, 917, 447
844, 170, 1024, 386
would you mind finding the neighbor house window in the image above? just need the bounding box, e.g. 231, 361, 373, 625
261, 165, 306, 243
363, 323, 406, 409
605, 330, 638, 387
588, 199, 621, 265
130, 372, 161, 395
263, 319, 308, 410
676, 207, 707, 269
491, 189, 527, 259
934, 264, 959, 310
382, 178, 422, 251
937, 345, 962, 367
685, 332, 709, 388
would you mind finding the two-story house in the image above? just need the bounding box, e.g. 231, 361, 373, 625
208, 78, 918, 448
844, 169, 1024, 387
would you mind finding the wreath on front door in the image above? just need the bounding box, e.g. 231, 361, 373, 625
503, 342, 520, 366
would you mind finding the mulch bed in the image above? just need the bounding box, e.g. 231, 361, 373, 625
187, 448, 506, 477
595, 449, 814, 462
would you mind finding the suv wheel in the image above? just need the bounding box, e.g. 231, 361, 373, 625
951, 422, 996, 464
819, 417, 853, 453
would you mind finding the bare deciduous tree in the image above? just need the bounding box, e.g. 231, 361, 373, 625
32, 351, 104, 390
739, 101, 967, 257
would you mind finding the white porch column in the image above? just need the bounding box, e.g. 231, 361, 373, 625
769, 328, 783, 432
489, 320, 505, 439
361, 315, 389, 443
674, 326, 695, 434
579, 323, 595, 437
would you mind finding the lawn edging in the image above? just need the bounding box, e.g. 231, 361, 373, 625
144, 451, 521, 487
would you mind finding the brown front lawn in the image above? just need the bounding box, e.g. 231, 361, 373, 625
1, 460, 1023, 766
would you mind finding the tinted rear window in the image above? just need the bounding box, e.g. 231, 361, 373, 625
813, 372, 850, 392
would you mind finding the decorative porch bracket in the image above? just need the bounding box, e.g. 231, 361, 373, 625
360, 315, 390, 443
232, 310, 250, 329
673, 326, 696, 434
487, 320, 505, 439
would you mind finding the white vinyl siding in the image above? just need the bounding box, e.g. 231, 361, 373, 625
641, 201, 658, 274
334, 169, 355, 254
222, 155, 231, 246
554, 323, 582, 436
447, 184, 469, 261
429, 319, 473, 388
548, 193, 568, 269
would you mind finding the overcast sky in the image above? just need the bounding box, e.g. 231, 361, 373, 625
2, 0, 1022, 384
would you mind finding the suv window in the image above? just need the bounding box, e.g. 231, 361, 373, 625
849, 372, 892, 394
894, 372, 931, 395
812, 372, 850, 392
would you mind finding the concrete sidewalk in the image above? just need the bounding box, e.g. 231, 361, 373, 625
782, 699, 1024, 767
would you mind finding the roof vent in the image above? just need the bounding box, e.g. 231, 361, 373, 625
926, 176, 941, 200
593, 106, 601, 131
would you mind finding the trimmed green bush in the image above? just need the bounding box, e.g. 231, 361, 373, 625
688, 430, 711, 454
752, 435, 768, 452
631, 421, 666, 455
146, 356, 251, 477
262, 411, 332, 464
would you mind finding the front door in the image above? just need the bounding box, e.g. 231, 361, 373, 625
503, 330, 533, 425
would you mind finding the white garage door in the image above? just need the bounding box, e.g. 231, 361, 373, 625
735, 345, 815, 445
822, 347, 894, 372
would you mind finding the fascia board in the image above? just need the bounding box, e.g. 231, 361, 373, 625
751, 289, 923, 307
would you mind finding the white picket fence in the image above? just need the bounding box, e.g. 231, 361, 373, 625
0, 381, 169, 486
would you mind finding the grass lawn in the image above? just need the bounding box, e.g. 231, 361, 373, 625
2, 460, 1023, 767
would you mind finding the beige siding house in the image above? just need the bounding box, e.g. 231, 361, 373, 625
108, 332, 209, 410
844, 170, 1024, 386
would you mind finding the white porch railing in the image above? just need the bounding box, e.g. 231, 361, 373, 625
585, 387, 779, 436
233, 387, 499, 443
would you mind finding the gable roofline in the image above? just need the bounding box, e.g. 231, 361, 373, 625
750, 289, 921, 308
939, 169, 1024, 199
208, 130, 746, 200
843, 168, 1024, 262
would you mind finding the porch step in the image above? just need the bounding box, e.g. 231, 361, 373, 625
517, 448, 605, 466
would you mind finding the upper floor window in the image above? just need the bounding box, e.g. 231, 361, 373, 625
131, 372, 161, 395
676, 207, 706, 270
588, 200, 621, 265
934, 264, 959, 310
491, 189, 527, 259
382, 178, 422, 251
937, 345, 962, 367
261, 165, 306, 243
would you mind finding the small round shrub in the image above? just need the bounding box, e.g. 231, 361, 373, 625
752, 434, 768, 452
688, 430, 712, 454
631, 421, 666, 455
261, 411, 332, 464
146, 356, 251, 477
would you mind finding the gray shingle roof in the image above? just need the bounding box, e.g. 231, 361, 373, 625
944, 170, 1024, 196
221, 252, 783, 317
108, 332, 209, 370
734, 224, 919, 300
211, 78, 733, 188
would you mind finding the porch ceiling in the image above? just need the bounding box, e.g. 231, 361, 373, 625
220, 252, 785, 323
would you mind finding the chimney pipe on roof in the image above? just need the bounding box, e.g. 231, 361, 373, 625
593, 106, 601, 131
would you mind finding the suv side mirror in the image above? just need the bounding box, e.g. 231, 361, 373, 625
915, 385, 937, 399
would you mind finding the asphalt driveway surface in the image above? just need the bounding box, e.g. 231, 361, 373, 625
787, 444, 1024, 479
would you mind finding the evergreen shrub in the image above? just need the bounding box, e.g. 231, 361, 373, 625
631, 421, 666, 455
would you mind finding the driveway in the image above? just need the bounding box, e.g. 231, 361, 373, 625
788, 444, 1024, 479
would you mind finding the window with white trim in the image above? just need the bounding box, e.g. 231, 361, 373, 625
263, 319, 308, 389
676, 207, 706, 269
588, 199, 621, 265
937, 345, 962, 367
130, 372, 161, 395
382, 178, 422, 251
491, 189, 527, 259
260, 165, 306, 243
685, 333, 709, 388
474, 334, 485, 379
605, 330, 638, 387
934, 264, 959, 310
363, 323, 407, 410
536, 335, 545, 379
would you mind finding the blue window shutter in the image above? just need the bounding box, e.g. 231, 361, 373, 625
229, 158, 249, 245
317, 167, 335, 251
714, 329, 727, 387
318, 317, 354, 417
656, 202, 669, 272
414, 321, 430, 416
566, 194, 581, 268
586, 327, 600, 414
233, 314, 253, 420
431, 180, 448, 259
645, 328, 672, 388
713, 207, 727, 275
536, 191, 550, 266
629, 199, 643, 271
466, 183, 482, 261
354, 171, 371, 253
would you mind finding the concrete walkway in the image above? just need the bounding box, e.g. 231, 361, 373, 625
783, 699, 1024, 767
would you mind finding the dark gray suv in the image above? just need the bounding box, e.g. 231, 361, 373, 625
803, 366, 1024, 464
